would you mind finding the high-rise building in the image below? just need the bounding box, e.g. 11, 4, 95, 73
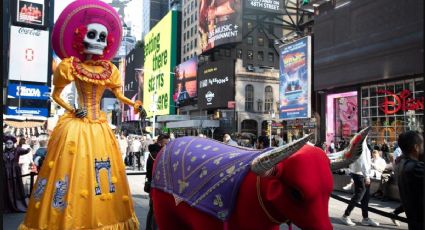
180, 0, 199, 62
143, 0, 169, 40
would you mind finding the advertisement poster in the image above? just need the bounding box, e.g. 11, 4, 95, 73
199, 0, 242, 53
14, 0, 47, 28
198, 60, 235, 109
335, 96, 358, 138
173, 57, 197, 107
8, 26, 49, 83
279, 36, 311, 120
143, 11, 178, 117
245, 0, 282, 13
7, 83, 50, 100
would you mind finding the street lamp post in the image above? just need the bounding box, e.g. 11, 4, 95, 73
269, 110, 275, 147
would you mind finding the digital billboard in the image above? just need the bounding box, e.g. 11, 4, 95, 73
279, 36, 312, 120
13, 0, 49, 29
8, 26, 49, 83
199, 0, 242, 53
173, 57, 197, 107
198, 60, 235, 110
245, 0, 283, 13
143, 11, 178, 117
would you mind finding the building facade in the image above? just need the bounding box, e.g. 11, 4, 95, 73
314, 0, 424, 150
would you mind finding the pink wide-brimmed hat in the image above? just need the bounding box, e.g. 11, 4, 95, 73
52, 0, 122, 61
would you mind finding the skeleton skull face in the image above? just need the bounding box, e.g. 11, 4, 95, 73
83, 23, 108, 55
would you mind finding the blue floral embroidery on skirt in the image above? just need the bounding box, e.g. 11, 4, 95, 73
33, 178, 47, 201
52, 175, 68, 210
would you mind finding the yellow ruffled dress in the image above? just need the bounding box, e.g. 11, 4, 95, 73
19, 57, 140, 230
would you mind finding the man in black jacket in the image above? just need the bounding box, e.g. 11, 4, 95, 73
396, 131, 424, 230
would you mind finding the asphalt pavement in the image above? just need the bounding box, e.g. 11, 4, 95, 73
3, 169, 408, 230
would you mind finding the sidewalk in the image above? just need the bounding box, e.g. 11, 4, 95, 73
4, 171, 408, 230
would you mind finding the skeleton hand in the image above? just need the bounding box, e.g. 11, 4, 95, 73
138, 106, 147, 120
74, 108, 88, 118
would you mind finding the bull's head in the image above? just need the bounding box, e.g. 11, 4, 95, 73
250, 127, 370, 229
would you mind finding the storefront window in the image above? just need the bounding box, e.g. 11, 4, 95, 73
361, 77, 424, 144
326, 91, 358, 152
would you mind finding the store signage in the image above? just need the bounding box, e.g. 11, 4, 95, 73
7, 106, 48, 117
8, 83, 49, 100
378, 89, 424, 115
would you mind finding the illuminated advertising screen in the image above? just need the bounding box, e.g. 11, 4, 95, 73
279, 36, 312, 120
199, 0, 242, 53
13, 0, 48, 29
8, 26, 49, 83
198, 60, 235, 109
143, 11, 178, 117
245, 0, 283, 13
173, 57, 197, 107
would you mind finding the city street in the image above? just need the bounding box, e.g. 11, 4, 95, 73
3, 169, 408, 230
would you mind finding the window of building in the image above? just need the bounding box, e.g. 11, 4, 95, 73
247, 21, 253, 31
224, 49, 231, 57
247, 36, 253, 45
237, 49, 242, 58
247, 50, 253, 60
257, 99, 263, 112
257, 37, 264, 46
194, 38, 197, 45
257, 51, 264, 61
268, 24, 273, 33
268, 39, 274, 48
268, 53, 274, 62
245, 85, 254, 112
195, 12, 197, 20
191, 27, 193, 36
264, 86, 274, 111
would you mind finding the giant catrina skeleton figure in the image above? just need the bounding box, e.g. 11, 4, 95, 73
19, 1, 144, 229
150, 127, 371, 230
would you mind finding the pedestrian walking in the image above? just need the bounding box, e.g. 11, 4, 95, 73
341, 135, 380, 227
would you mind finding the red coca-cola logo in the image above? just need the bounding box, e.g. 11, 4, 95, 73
378, 89, 424, 115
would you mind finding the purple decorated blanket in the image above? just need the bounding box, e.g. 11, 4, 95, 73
151, 137, 262, 220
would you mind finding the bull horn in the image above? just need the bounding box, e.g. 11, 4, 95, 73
329, 127, 371, 171
251, 133, 314, 175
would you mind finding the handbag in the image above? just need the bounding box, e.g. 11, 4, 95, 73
144, 179, 151, 193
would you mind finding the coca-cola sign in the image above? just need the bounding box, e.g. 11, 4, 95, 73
18, 27, 41, 36
378, 89, 424, 115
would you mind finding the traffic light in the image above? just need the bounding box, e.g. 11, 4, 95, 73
301, 0, 309, 5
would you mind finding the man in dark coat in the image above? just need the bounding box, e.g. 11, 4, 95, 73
396, 131, 424, 230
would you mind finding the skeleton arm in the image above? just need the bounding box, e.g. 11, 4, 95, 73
52, 86, 74, 112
